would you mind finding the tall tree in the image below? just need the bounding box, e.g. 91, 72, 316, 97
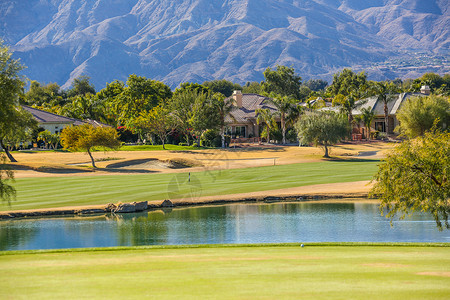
266, 93, 299, 144
0, 41, 37, 162
67, 75, 96, 98
256, 108, 277, 143
60, 124, 121, 168
169, 89, 198, 145
361, 107, 375, 140
262, 65, 302, 99
132, 104, 174, 149
396, 95, 450, 138
0, 107, 37, 161
295, 111, 349, 158
190, 92, 220, 145
328, 69, 368, 97
0, 153, 15, 205
370, 128, 450, 229
329, 69, 369, 126
370, 81, 399, 134
212, 93, 236, 148
305, 79, 328, 91
242, 81, 263, 94
203, 79, 242, 97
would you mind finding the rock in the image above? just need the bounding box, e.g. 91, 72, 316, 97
161, 199, 174, 208
113, 203, 136, 213
133, 201, 148, 212
106, 203, 117, 212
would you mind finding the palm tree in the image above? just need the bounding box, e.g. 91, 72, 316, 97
255, 108, 277, 143
212, 93, 236, 148
361, 107, 375, 140
371, 81, 399, 135
266, 92, 298, 144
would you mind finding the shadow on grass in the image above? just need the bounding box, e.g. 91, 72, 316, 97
226, 146, 287, 153
323, 157, 382, 163
95, 168, 156, 174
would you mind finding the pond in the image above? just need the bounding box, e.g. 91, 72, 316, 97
1, 202, 449, 251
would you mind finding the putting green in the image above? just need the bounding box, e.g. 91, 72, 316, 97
2, 161, 379, 211
1, 244, 449, 299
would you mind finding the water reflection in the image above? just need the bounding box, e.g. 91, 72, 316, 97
0, 202, 448, 251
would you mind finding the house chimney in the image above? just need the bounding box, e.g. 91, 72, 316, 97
420, 85, 431, 95
233, 90, 243, 108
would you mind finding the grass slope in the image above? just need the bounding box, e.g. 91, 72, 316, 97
1, 244, 449, 299
1, 161, 379, 211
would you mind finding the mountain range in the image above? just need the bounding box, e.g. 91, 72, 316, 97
1, 0, 448, 89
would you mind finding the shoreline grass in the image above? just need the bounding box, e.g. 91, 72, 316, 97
2, 160, 379, 211
2, 242, 450, 256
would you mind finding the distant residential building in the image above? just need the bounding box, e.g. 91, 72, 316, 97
420, 85, 431, 95
22, 105, 107, 134
321, 92, 425, 137
226, 91, 279, 138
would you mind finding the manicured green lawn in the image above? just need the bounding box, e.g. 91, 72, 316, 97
2, 161, 379, 211
1, 244, 449, 299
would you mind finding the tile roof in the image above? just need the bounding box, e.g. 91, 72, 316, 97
322, 93, 425, 116
22, 105, 110, 127
227, 94, 278, 123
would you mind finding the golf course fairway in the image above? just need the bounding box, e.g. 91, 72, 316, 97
1, 244, 449, 299
2, 161, 379, 211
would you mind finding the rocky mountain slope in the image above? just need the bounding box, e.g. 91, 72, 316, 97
1, 0, 448, 89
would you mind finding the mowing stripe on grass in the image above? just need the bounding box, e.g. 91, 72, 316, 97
2, 161, 379, 211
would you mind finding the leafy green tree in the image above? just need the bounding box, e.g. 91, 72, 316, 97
0, 107, 37, 161
242, 81, 263, 94
361, 107, 375, 140
202, 79, 242, 97
100, 75, 172, 127
396, 95, 450, 138
305, 79, 328, 91
190, 92, 220, 145
97, 80, 125, 126
419, 73, 445, 92
23, 81, 67, 107
0, 153, 15, 205
169, 89, 197, 145
370, 128, 450, 229
173, 82, 209, 96
256, 108, 277, 143
132, 104, 174, 149
262, 65, 302, 99
370, 81, 400, 134
328, 69, 368, 97
67, 75, 96, 98
295, 111, 349, 158
329, 69, 369, 125
60, 124, 121, 168
0, 41, 38, 162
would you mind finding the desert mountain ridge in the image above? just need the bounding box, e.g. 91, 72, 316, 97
1, 0, 448, 89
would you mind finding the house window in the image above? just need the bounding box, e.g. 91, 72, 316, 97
375, 121, 386, 133
234, 126, 246, 138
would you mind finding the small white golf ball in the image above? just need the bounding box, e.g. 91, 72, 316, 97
301, 244, 304, 247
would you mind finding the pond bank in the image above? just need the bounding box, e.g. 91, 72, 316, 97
0, 180, 375, 219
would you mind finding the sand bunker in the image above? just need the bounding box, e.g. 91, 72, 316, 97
106, 158, 201, 170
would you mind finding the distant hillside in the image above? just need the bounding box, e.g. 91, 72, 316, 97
1, 0, 448, 89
